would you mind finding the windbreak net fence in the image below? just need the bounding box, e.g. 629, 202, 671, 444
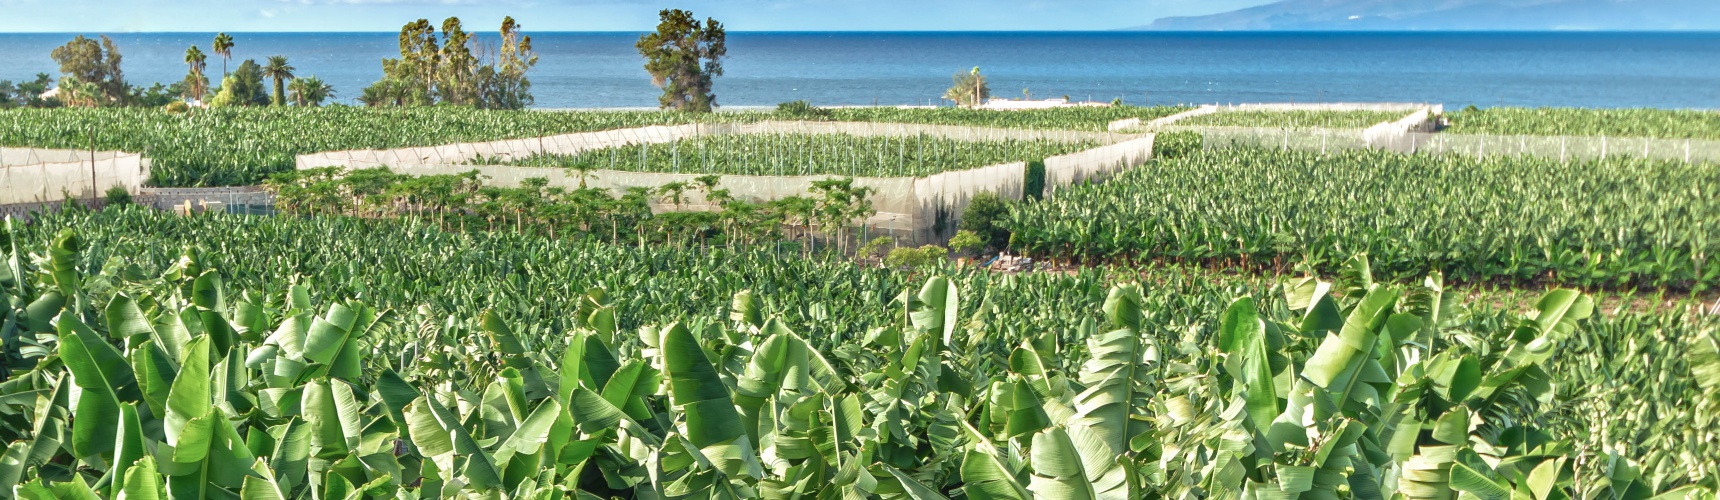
296, 121, 1132, 171
297, 122, 1154, 242
0, 147, 149, 206
1201, 127, 1720, 164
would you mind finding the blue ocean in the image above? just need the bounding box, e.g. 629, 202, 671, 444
1, 31, 1717, 109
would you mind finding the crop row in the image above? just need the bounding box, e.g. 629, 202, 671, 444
493, 133, 1094, 177
819, 105, 1191, 131
0, 106, 1176, 187
1173, 109, 1410, 129
1442, 107, 1720, 139
1006, 147, 1720, 289
0, 208, 1714, 498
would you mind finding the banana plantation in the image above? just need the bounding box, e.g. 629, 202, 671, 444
0, 208, 1714, 499
1006, 147, 1720, 290
494, 133, 1092, 178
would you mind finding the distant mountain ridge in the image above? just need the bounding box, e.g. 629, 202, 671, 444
1137, 0, 1720, 31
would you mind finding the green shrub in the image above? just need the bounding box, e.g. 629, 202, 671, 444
949, 230, 985, 257
885, 244, 947, 268
103, 185, 132, 206
858, 236, 894, 259
1023, 160, 1046, 200
959, 192, 1012, 251
775, 100, 831, 119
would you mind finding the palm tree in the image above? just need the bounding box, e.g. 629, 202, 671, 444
212, 33, 235, 76
183, 45, 208, 100
288, 76, 335, 107
262, 55, 296, 106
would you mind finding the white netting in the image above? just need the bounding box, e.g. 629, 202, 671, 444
1044, 136, 1157, 192
293, 121, 1151, 241
0, 148, 147, 205
1202, 127, 1720, 164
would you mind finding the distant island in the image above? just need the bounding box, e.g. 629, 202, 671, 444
1134, 0, 1720, 31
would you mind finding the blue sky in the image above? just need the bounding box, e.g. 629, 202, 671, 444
0, 0, 1275, 32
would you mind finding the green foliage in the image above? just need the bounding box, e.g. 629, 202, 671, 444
945, 66, 989, 108
1446, 107, 1720, 139
885, 244, 948, 268
638, 9, 726, 112
0, 211, 1710, 498
774, 100, 830, 119
959, 191, 1012, 251
1010, 147, 1720, 289
1176, 109, 1408, 129
822, 105, 1191, 132
1023, 159, 1046, 200
0, 107, 748, 187
501, 132, 1095, 177
102, 186, 131, 206
286, 75, 334, 107
858, 236, 895, 259
1, 107, 1162, 187
262, 55, 295, 107
49, 35, 127, 106
1152, 130, 1201, 159
209, 59, 269, 107
367, 17, 537, 109
0, 74, 58, 108
128, 82, 186, 108
948, 230, 984, 256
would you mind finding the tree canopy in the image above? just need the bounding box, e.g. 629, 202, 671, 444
637, 9, 727, 113
365, 16, 536, 109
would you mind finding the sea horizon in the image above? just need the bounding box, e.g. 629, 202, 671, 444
4, 31, 1719, 109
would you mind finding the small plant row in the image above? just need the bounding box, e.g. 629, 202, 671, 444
0, 221, 1714, 498
265, 166, 886, 253
1172, 109, 1412, 129
1007, 147, 1720, 290
1442, 106, 1720, 140
489, 132, 1095, 178
0, 106, 1173, 187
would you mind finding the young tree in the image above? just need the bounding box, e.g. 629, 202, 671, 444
437, 17, 478, 105
183, 45, 208, 101
288, 76, 335, 106
262, 55, 295, 106
489, 16, 538, 110
16, 74, 56, 107
49, 35, 128, 105
212, 33, 235, 75
399, 19, 440, 100
944, 66, 989, 108
636, 9, 726, 112
209, 59, 269, 107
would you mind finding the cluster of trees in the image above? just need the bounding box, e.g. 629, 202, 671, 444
188, 34, 336, 108
263, 167, 888, 254
11, 12, 733, 112
360, 17, 537, 109
0, 74, 56, 108
3, 33, 335, 110
944, 66, 991, 108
